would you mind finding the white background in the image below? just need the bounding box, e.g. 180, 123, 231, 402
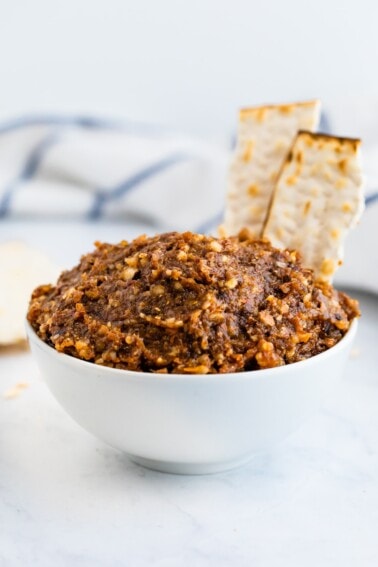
1, 0, 378, 140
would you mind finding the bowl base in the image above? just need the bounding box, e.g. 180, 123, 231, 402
128, 454, 254, 475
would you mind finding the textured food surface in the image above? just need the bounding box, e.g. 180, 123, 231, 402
27, 231, 359, 374
224, 100, 320, 238
263, 131, 364, 282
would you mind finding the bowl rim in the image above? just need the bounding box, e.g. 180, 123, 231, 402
25, 318, 358, 382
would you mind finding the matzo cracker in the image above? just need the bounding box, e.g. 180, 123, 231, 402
224, 100, 321, 237
0, 242, 59, 345
263, 131, 364, 281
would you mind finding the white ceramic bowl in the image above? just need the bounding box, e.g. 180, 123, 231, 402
26, 320, 357, 474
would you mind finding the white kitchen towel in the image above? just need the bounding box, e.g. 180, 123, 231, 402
0, 107, 376, 293
0, 116, 228, 233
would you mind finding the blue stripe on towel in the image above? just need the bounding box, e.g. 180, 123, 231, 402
319, 111, 331, 134
88, 153, 192, 220
195, 209, 224, 234
0, 114, 174, 138
366, 192, 378, 206
0, 130, 62, 217
0, 115, 191, 220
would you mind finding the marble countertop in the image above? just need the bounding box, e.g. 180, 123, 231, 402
1, 221, 378, 566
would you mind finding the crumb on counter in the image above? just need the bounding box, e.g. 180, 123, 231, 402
3, 382, 29, 400
350, 347, 361, 358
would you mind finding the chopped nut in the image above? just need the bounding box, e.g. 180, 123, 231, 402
125, 256, 138, 268
151, 284, 165, 296
183, 365, 209, 374
297, 332, 312, 343
209, 240, 222, 252
138, 253, 148, 267
260, 340, 273, 352
75, 340, 93, 360
121, 267, 137, 280
225, 277, 238, 289
165, 317, 184, 327
209, 312, 224, 323
280, 283, 291, 294
280, 303, 290, 314
259, 310, 275, 326
333, 319, 349, 331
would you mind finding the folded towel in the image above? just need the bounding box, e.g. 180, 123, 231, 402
0, 106, 376, 294
0, 116, 228, 233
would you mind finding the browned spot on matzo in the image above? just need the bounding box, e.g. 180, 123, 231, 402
224, 101, 320, 237
263, 131, 364, 282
